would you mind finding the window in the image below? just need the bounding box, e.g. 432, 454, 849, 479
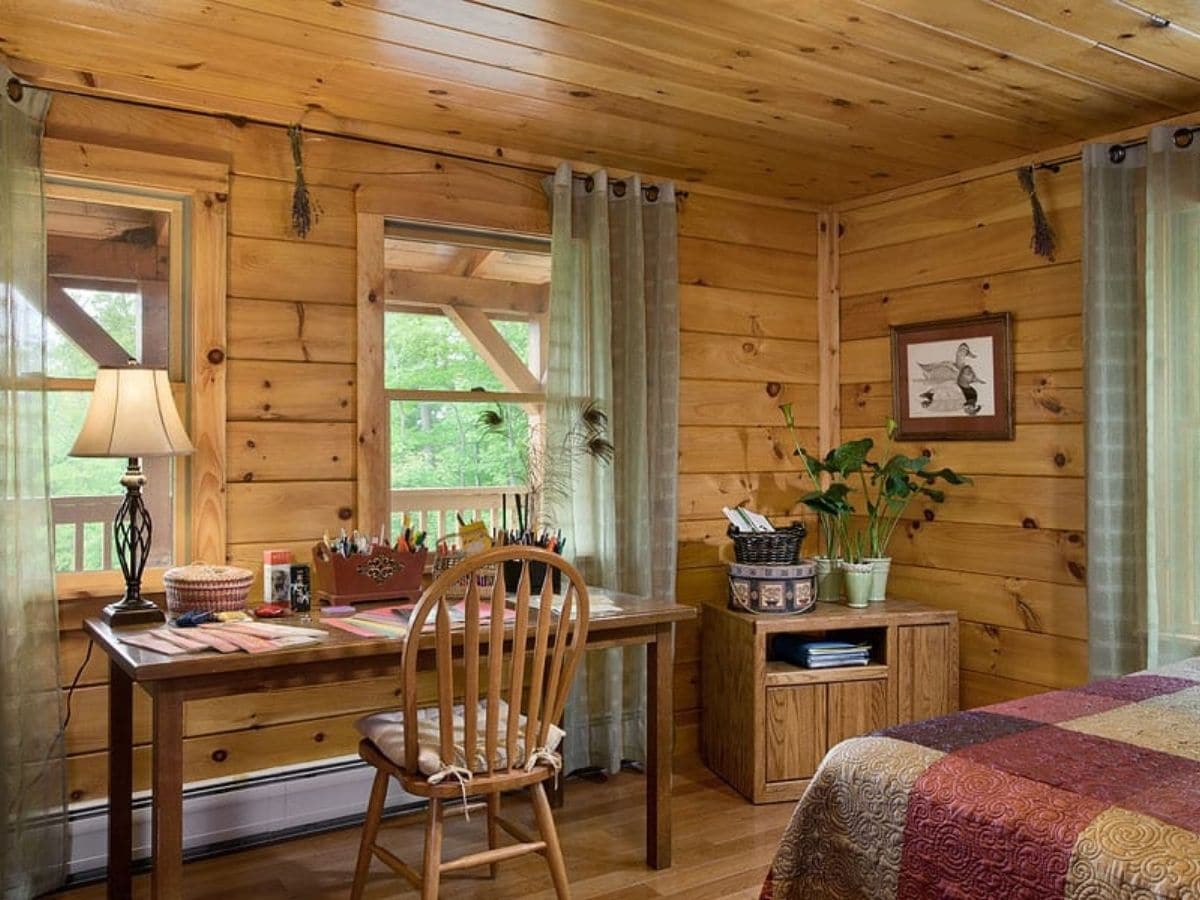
44, 182, 186, 589
383, 222, 550, 541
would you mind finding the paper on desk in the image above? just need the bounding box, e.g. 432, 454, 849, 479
528, 588, 623, 617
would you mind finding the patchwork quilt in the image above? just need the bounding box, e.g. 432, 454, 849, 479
762, 658, 1200, 899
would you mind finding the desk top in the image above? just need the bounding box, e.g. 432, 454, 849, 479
84, 591, 696, 683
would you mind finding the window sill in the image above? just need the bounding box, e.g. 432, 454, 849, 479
56, 567, 167, 604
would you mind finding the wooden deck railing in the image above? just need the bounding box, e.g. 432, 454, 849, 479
390, 485, 527, 542
52, 494, 118, 572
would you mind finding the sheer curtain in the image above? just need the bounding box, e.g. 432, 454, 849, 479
544, 162, 680, 773
1084, 125, 1200, 677
1, 69, 68, 896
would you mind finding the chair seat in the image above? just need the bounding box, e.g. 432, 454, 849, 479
356, 699, 565, 777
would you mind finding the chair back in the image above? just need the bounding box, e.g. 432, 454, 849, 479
399, 545, 589, 777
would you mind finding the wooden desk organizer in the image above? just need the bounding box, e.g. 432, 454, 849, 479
312, 543, 428, 605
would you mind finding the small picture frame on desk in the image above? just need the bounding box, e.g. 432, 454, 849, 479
890, 312, 1014, 441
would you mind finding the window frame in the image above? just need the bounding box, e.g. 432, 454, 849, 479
356, 212, 550, 539
42, 139, 229, 603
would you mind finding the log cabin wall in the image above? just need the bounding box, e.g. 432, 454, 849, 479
46, 92, 819, 804
836, 163, 1087, 709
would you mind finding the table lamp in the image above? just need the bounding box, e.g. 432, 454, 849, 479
70, 363, 194, 626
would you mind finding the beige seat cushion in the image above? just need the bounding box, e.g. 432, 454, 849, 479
356, 699, 565, 777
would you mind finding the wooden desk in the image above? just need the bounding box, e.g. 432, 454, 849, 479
85, 594, 695, 899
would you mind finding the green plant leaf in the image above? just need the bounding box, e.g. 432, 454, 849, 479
826, 438, 873, 478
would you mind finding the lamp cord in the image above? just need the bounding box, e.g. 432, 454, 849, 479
61, 638, 94, 735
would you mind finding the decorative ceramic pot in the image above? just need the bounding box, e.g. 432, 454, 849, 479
840, 561, 874, 609
814, 556, 842, 602
865, 557, 891, 603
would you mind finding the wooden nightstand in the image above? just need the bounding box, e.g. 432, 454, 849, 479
701, 598, 958, 803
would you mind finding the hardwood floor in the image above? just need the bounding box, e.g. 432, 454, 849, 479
51, 759, 793, 899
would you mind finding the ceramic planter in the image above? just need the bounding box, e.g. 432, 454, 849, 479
840, 561, 873, 609
814, 556, 842, 602
865, 556, 891, 603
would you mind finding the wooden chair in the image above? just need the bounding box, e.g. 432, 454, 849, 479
349, 545, 590, 900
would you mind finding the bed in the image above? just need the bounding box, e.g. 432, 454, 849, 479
761, 658, 1200, 899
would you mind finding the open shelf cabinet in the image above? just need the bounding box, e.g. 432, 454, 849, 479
702, 598, 958, 804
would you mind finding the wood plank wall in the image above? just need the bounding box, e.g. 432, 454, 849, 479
837, 164, 1088, 708
45, 93, 819, 804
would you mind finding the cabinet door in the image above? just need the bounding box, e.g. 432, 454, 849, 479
898, 624, 955, 723
828, 678, 889, 746
765, 685, 827, 782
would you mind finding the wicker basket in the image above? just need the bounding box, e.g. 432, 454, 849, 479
727, 522, 807, 564
432, 533, 499, 600
163, 563, 253, 618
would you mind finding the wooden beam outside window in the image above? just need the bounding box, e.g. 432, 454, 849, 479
385, 269, 548, 316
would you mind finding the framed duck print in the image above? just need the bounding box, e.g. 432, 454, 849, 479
890, 312, 1014, 441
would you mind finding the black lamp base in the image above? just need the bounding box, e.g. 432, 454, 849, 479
101, 598, 166, 628
103, 457, 165, 628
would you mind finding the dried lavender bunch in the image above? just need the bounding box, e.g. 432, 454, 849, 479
1017, 165, 1056, 260
288, 124, 321, 238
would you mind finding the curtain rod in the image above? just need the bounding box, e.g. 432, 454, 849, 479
1035, 125, 1199, 172
15, 77, 687, 199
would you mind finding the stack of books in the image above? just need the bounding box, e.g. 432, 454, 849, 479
775, 637, 872, 669
799, 640, 872, 668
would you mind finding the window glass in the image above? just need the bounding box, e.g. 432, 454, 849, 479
384, 312, 529, 392
45, 193, 176, 573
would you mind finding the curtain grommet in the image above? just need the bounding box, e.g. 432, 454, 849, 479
583, 175, 595, 193
644, 185, 660, 202
5, 78, 23, 104
612, 180, 626, 198
1173, 128, 1194, 149
1108, 144, 1127, 164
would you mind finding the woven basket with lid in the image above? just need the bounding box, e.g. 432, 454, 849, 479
163, 563, 254, 617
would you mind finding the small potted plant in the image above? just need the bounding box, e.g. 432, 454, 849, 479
858, 417, 972, 601
839, 527, 874, 609
779, 403, 872, 602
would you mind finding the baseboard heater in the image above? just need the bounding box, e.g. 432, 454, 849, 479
64, 755, 422, 887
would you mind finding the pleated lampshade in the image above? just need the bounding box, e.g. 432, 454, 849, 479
70, 366, 195, 458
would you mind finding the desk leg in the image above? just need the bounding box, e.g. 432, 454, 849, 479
646, 623, 673, 869
150, 685, 185, 899
107, 661, 134, 900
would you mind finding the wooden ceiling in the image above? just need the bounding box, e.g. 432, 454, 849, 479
5, 1, 1200, 203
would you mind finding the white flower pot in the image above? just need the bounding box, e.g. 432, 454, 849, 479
814, 556, 842, 602
865, 557, 891, 603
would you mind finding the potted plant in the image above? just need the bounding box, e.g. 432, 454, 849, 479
779, 403, 872, 602
838, 527, 874, 609
857, 417, 972, 602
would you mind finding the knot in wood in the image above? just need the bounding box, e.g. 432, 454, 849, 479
206, 347, 225, 365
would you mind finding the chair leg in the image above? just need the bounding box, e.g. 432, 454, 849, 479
486, 792, 501, 878
422, 797, 444, 900
351, 768, 389, 900
530, 781, 571, 900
